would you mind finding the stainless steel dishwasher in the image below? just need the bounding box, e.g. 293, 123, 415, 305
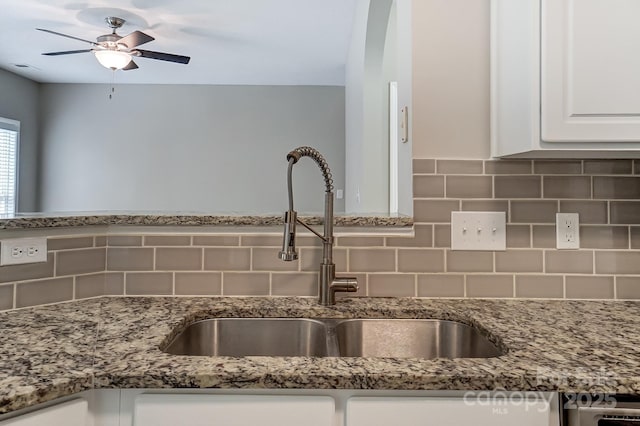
567, 397, 640, 426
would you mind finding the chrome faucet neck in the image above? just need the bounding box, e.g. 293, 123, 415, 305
279, 147, 358, 305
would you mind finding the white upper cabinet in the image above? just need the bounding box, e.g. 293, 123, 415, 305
492, 0, 640, 157
543, 0, 640, 142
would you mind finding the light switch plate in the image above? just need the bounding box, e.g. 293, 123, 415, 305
451, 212, 506, 251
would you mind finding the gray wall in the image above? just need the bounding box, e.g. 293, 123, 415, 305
38, 84, 345, 214
345, 0, 412, 216
0, 68, 39, 212
412, 0, 490, 159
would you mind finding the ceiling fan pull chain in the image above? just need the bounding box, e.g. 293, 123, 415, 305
109, 70, 115, 100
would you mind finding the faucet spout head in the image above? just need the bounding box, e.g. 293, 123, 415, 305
278, 210, 298, 261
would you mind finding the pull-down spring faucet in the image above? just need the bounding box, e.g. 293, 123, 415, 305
278, 146, 358, 305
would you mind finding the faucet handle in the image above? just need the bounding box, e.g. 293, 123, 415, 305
330, 277, 358, 302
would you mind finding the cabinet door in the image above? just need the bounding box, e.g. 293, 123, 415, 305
346, 396, 552, 426
542, 0, 640, 142
133, 394, 334, 426
0, 399, 87, 426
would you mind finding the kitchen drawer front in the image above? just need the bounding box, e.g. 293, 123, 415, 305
133, 394, 334, 426
0, 399, 87, 426
347, 396, 553, 426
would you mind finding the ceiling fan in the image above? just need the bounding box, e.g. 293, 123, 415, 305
37, 16, 191, 71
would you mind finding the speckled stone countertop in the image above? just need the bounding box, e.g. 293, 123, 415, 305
0, 214, 412, 230
1, 296, 639, 414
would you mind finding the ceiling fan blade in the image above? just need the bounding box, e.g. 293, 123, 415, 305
36, 28, 97, 46
42, 49, 92, 56
123, 60, 139, 71
118, 30, 155, 49
135, 49, 190, 64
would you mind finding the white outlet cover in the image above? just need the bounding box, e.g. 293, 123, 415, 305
0, 237, 48, 266
556, 213, 580, 249
451, 212, 506, 251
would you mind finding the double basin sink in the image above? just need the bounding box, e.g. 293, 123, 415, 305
162, 318, 505, 359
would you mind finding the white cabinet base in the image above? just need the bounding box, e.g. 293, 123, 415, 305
347, 396, 553, 426
0, 389, 561, 426
109, 389, 559, 426
0, 399, 87, 426
133, 394, 334, 426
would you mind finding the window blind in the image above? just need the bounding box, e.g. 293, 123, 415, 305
0, 119, 18, 216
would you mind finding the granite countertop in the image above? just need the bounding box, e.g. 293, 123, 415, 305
0, 214, 412, 230
1, 296, 639, 414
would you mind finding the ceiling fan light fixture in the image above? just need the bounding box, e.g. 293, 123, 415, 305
94, 50, 131, 70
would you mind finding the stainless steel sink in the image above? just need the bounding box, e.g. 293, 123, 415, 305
163, 318, 330, 357
162, 318, 505, 359
335, 319, 504, 358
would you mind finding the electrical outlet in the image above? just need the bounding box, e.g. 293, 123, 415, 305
451, 212, 506, 251
0, 237, 48, 265
556, 213, 580, 249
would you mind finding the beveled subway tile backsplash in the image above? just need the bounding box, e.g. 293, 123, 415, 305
466, 275, 514, 298
15, 277, 73, 308
144, 235, 192, 246
543, 176, 591, 199
174, 272, 222, 296
0, 253, 55, 284
47, 236, 94, 251
56, 248, 105, 276
495, 176, 541, 198
446, 176, 493, 198
126, 272, 173, 295
585, 159, 633, 174
5, 158, 640, 310
75, 273, 108, 299
534, 160, 583, 174
559, 201, 607, 224
417, 275, 465, 297
515, 275, 564, 299
106, 247, 154, 271
0, 284, 13, 310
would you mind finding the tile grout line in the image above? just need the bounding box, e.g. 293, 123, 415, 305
395, 248, 398, 273
364, 273, 369, 296
463, 274, 467, 298
72, 276, 77, 300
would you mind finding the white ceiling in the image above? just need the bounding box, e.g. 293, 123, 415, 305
0, 0, 358, 85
